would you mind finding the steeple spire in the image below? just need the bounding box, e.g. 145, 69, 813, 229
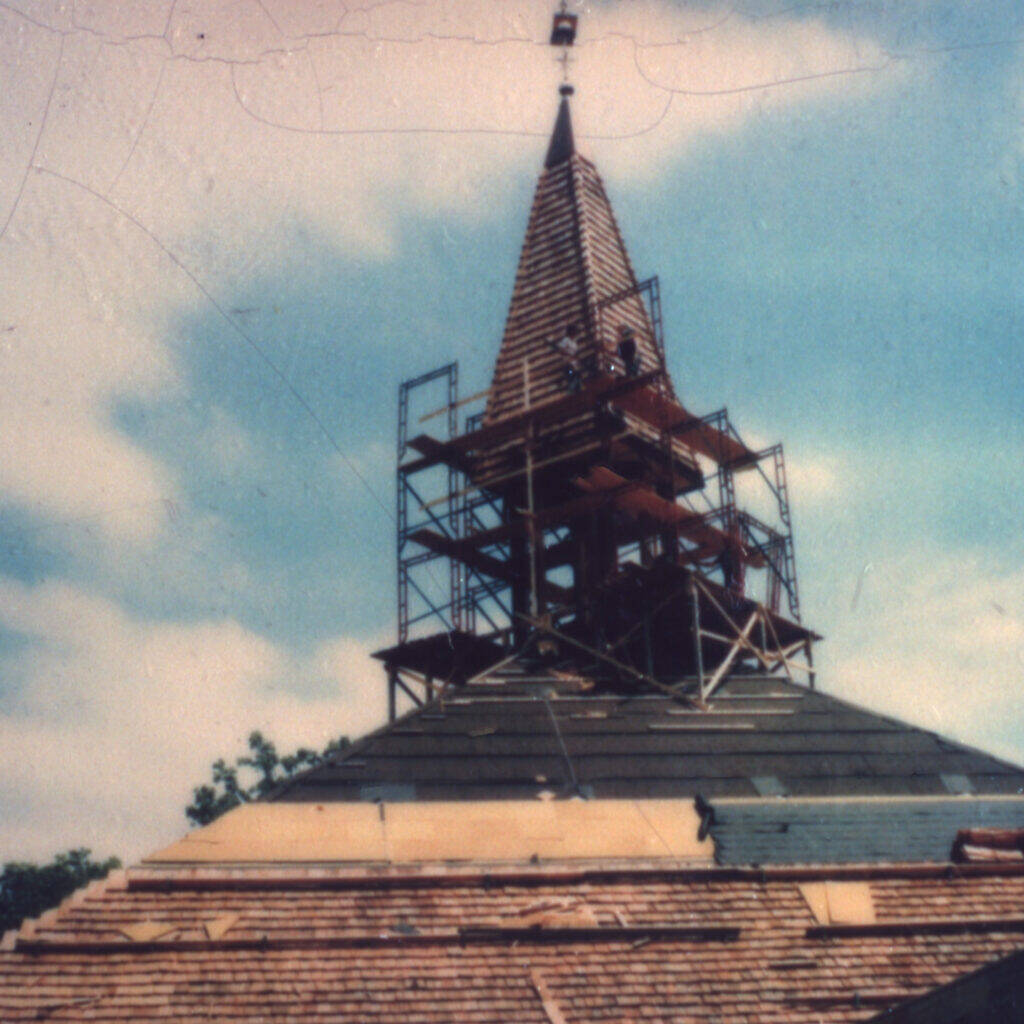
485, 97, 664, 426
386, 0, 815, 696
544, 84, 576, 169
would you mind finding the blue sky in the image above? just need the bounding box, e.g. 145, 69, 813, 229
0, 0, 1021, 862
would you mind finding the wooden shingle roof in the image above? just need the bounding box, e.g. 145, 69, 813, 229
4, 860, 1024, 1022
485, 97, 667, 425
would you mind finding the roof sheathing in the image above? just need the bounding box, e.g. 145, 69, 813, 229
275, 676, 1024, 806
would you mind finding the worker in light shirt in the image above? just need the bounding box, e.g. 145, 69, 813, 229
551, 322, 582, 392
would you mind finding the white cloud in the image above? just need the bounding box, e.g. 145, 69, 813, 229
785, 453, 849, 507
5, 0, 904, 258
0, 0, 902, 539
0, 577, 387, 862
0, 178, 182, 541
730, 450, 853, 535
820, 549, 1024, 768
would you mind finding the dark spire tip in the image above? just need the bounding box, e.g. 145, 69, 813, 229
544, 94, 576, 169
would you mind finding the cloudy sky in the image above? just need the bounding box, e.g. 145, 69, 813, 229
0, 0, 1022, 864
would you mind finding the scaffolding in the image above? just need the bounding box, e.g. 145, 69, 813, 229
397, 364, 518, 648
389, 351, 812, 717
396, 363, 464, 644
594, 276, 670, 391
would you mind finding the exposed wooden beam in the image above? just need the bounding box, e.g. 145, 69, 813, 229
520, 613, 696, 706
437, 480, 644, 554
612, 388, 758, 469
418, 387, 491, 423
702, 609, 760, 702
402, 371, 659, 474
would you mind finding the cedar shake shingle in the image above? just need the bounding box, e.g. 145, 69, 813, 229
3, 861, 1024, 1023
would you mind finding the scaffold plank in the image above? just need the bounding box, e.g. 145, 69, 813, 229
611, 387, 758, 468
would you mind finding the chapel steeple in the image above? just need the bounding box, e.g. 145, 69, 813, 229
380, 5, 815, 711
483, 81, 670, 427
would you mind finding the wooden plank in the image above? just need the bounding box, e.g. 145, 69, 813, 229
806, 917, 1024, 939
421, 432, 631, 510
576, 466, 767, 567
400, 434, 474, 476
418, 387, 491, 423
703, 609, 760, 700
441, 481, 643, 553
403, 371, 659, 473
649, 722, 756, 732
611, 387, 758, 468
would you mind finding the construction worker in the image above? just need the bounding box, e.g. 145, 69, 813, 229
617, 327, 640, 376
551, 323, 582, 391
720, 521, 747, 609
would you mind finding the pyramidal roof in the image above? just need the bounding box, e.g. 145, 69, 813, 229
485, 91, 669, 424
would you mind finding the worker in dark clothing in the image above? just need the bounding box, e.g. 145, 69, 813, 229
617, 327, 640, 376
720, 521, 747, 610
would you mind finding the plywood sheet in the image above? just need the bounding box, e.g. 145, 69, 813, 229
798, 882, 830, 925
146, 803, 387, 863
798, 881, 875, 925
825, 881, 876, 925
146, 799, 712, 865
386, 798, 710, 862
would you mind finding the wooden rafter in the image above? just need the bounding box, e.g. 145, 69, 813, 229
611, 387, 759, 469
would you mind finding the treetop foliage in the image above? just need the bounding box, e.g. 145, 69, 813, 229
186, 730, 350, 826
1, 849, 121, 935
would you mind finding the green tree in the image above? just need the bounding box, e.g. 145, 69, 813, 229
186, 730, 350, 826
1, 849, 121, 935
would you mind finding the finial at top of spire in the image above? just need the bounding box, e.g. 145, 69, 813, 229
550, 2, 578, 89
544, 91, 575, 169
549, 2, 578, 48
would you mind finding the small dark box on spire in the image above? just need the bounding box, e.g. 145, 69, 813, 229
550, 11, 577, 47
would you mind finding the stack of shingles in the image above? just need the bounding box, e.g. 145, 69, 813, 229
954, 828, 1024, 863
4, 862, 1024, 1022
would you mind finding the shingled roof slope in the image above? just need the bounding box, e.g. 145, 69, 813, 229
708, 797, 1024, 866
273, 674, 1024, 808
4, 861, 1024, 1022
